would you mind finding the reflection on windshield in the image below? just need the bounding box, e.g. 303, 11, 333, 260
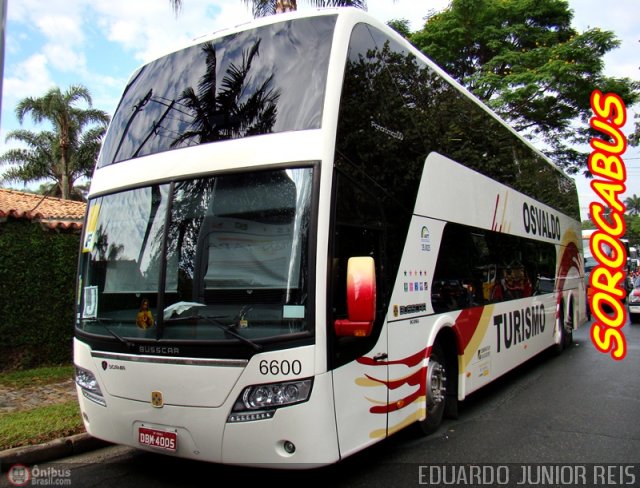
77, 167, 314, 346
169, 39, 281, 149
81, 185, 173, 295
98, 16, 336, 166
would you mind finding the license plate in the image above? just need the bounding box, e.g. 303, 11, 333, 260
138, 427, 177, 451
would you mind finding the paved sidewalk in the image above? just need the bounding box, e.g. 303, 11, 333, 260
0, 379, 77, 413
0, 380, 110, 469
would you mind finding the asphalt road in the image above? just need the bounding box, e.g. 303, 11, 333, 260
9, 319, 640, 488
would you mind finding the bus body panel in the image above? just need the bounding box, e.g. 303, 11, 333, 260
332, 328, 388, 459
383, 154, 584, 404
75, 340, 340, 466
415, 153, 586, 327
88, 351, 245, 407
221, 372, 340, 467
416, 153, 581, 246
88, 130, 326, 198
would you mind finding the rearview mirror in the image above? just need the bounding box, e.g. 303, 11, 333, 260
334, 256, 376, 337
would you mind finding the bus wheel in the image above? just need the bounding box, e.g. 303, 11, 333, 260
418, 342, 447, 435
552, 307, 566, 355
564, 304, 574, 348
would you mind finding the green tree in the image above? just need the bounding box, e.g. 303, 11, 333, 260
624, 214, 640, 247
625, 194, 640, 216
630, 113, 640, 147
387, 19, 411, 38
408, 0, 639, 175
0, 85, 109, 200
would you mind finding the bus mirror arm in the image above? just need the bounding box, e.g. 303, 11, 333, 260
334, 256, 376, 337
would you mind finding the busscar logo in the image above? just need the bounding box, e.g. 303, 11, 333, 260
139, 345, 180, 355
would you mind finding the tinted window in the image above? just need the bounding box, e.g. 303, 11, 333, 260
335, 23, 580, 221
432, 222, 557, 313
98, 16, 336, 167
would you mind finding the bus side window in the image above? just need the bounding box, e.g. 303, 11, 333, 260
432, 223, 476, 312
435, 222, 556, 307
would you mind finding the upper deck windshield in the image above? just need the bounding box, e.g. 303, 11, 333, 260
76, 167, 314, 348
97, 15, 336, 167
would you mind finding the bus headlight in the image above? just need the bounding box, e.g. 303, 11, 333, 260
75, 366, 106, 407
227, 378, 313, 423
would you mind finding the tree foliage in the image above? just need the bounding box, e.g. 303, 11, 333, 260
626, 214, 640, 247
407, 0, 640, 175
0, 85, 109, 200
625, 194, 640, 216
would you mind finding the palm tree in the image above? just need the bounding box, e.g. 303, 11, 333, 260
169, 1, 367, 18
171, 40, 280, 147
244, 0, 367, 17
625, 194, 640, 216
0, 85, 110, 200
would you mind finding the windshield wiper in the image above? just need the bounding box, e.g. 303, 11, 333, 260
80, 318, 136, 349
196, 315, 263, 351
162, 301, 261, 349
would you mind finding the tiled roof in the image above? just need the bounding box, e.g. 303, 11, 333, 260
0, 188, 86, 231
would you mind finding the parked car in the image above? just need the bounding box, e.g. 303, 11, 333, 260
628, 276, 640, 324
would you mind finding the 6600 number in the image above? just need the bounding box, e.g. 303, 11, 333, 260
259, 359, 302, 376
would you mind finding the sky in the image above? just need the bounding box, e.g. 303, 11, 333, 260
0, 0, 638, 220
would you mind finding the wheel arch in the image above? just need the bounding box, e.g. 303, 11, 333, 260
429, 321, 460, 416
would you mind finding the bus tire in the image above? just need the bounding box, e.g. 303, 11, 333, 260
418, 342, 447, 435
564, 302, 574, 348
552, 305, 566, 355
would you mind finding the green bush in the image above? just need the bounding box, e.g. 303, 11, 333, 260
0, 219, 80, 370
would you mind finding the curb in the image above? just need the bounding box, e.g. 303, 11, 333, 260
0, 433, 111, 470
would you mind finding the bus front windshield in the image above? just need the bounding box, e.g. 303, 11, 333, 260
76, 167, 313, 346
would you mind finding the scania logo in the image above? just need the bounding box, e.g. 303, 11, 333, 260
101, 361, 125, 371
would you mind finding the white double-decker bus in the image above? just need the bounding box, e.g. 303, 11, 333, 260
74, 8, 585, 467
